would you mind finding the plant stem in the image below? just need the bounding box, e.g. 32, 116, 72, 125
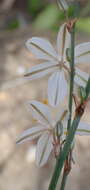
48, 115, 81, 190
67, 24, 75, 130
59, 23, 75, 190
48, 55, 90, 190
48, 22, 76, 190
60, 172, 68, 190
58, 23, 75, 190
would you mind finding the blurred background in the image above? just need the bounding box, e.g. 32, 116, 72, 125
0, 0, 90, 189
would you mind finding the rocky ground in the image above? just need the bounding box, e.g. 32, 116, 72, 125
0, 27, 90, 190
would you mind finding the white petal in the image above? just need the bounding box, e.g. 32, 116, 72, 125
24, 61, 59, 79
76, 121, 90, 135
48, 71, 67, 107
75, 54, 90, 64
62, 121, 90, 136
36, 133, 53, 166
54, 109, 68, 125
57, 23, 70, 60
16, 125, 46, 144
26, 37, 57, 61
75, 42, 90, 58
27, 100, 52, 125
74, 67, 89, 87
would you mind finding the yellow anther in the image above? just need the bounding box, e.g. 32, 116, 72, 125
32, 119, 37, 123
64, 131, 68, 135
42, 99, 48, 105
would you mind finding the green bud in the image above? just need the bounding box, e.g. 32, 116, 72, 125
85, 76, 90, 100
57, 0, 68, 11
66, 48, 71, 62
79, 86, 86, 102
56, 121, 63, 138
67, 2, 80, 19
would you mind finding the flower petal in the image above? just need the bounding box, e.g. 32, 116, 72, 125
16, 125, 46, 144
75, 42, 90, 60
36, 133, 53, 166
57, 23, 70, 60
26, 37, 57, 61
24, 61, 59, 79
74, 67, 89, 87
75, 54, 90, 64
48, 71, 67, 107
76, 121, 90, 135
27, 100, 52, 125
75, 42, 90, 64
54, 109, 69, 125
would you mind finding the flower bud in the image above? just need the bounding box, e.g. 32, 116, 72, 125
57, 0, 68, 11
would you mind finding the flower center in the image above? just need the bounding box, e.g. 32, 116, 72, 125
59, 60, 70, 73
59, 60, 64, 69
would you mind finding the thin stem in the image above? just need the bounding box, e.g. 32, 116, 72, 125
67, 24, 75, 130
48, 23, 76, 190
59, 23, 75, 190
60, 172, 68, 190
48, 115, 81, 190
48, 35, 90, 190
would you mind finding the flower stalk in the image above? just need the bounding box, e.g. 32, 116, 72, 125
60, 150, 72, 190
59, 21, 76, 190
48, 74, 90, 190
48, 115, 82, 190
48, 21, 78, 190
60, 170, 68, 190
67, 22, 75, 130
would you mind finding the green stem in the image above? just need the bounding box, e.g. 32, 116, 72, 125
59, 23, 75, 190
85, 77, 90, 100
48, 23, 76, 190
67, 24, 75, 130
48, 115, 81, 190
60, 172, 68, 190
49, 76, 90, 190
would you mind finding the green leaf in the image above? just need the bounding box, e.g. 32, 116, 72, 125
33, 4, 60, 30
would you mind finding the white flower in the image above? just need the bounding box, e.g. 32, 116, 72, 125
16, 100, 68, 166
24, 23, 90, 107
16, 100, 90, 166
